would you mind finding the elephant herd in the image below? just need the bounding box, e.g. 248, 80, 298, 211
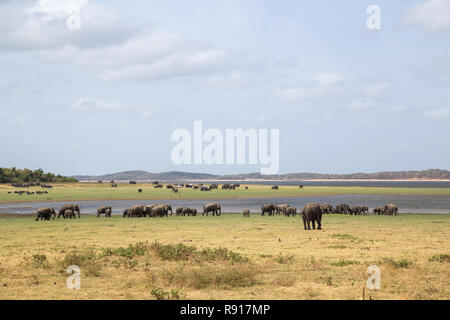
35, 204, 80, 221
259, 203, 322, 230
35, 203, 222, 220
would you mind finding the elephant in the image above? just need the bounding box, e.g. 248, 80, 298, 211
319, 203, 333, 215
58, 204, 80, 219
373, 206, 384, 215
124, 205, 145, 218
360, 206, 369, 215
384, 204, 399, 216
151, 204, 169, 218
285, 206, 297, 217
176, 207, 186, 216
271, 185, 279, 190
203, 203, 221, 216
97, 206, 112, 217
275, 204, 289, 215
243, 209, 250, 218
164, 204, 173, 215
300, 203, 322, 230
181, 207, 197, 216
35, 208, 56, 221
123, 208, 132, 218
144, 205, 155, 217
335, 203, 350, 215
349, 206, 362, 215
64, 209, 76, 219
261, 203, 275, 216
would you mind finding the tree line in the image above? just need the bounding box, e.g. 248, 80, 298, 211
0, 167, 78, 183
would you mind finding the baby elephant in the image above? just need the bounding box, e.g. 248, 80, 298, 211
243, 209, 250, 218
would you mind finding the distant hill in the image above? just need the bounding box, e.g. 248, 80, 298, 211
72, 169, 450, 182
72, 170, 219, 182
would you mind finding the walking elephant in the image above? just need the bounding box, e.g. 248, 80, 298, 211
300, 203, 322, 230
285, 206, 297, 217
275, 204, 289, 215
384, 204, 399, 216
261, 203, 275, 216
203, 203, 221, 216
243, 209, 250, 218
58, 204, 80, 219
35, 208, 56, 221
97, 206, 112, 217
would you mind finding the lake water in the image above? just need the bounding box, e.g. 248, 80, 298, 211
1, 194, 449, 215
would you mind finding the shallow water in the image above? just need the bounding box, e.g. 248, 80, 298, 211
1, 194, 449, 215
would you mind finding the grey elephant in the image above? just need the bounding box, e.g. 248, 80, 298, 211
97, 206, 112, 217
300, 203, 322, 230
349, 206, 362, 215
176, 207, 186, 216
181, 207, 197, 216
124, 205, 145, 218
373, 206, 384, 215
384, 204, 398, 215
203, 203, 221, 216
58, 204, 80, 219
64, 209, 76, 219
243, 209, 250, 218
261, 203, 275, 216
35, 208, 56, 221
275, 204, 289, 215
335, 203, 350, 214
319, 203, 333, 215
151, 204, 169, 218
285, 206, 297, 217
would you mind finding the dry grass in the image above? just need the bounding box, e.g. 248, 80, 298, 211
0, 213, 448, 300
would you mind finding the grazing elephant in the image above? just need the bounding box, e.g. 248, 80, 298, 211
203, 203, 221, 216
261, 203, 275, 216
58, 204, 80, 219
300, 203, 322, 230
271, 185, 279, 190
243, 209, 250, 218
285, 206, 297, 217
35, 208, 56, 221
319, 203, 333, 215
123, 208, 132, 218
97, 206, 112, 217
384, 204, 398, 216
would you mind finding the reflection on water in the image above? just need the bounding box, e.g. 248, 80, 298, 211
1, 194, 449, 215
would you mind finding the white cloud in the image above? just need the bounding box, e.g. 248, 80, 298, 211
348, 98, 377, 110
363, 81, 390, 96
404, 0, 450, 32
313, 72, 344, 86
425, 107, 450, 119
72, 98, 121, 112
8, 115, 30, 125
39, 30, 231, 82
276, 72, 344, 102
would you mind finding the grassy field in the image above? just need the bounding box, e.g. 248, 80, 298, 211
2, 183, 450, 203
0, 213, 448, 300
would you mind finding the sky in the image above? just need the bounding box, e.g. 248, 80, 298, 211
0, 0, 449, 176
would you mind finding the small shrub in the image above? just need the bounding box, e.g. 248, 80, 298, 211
331, 234, 358, 241
102, 242, 148, 259
151, 242, 197, 261
30, 254, 49, 268
150, 288, 182, 300
429, 254, 450, 263
57, 249, 101, 277
330, 259, 360, 267
275, 253, 295, 264
382, 258, 413, 268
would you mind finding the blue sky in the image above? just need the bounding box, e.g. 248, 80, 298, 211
0, 0, 449, 175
